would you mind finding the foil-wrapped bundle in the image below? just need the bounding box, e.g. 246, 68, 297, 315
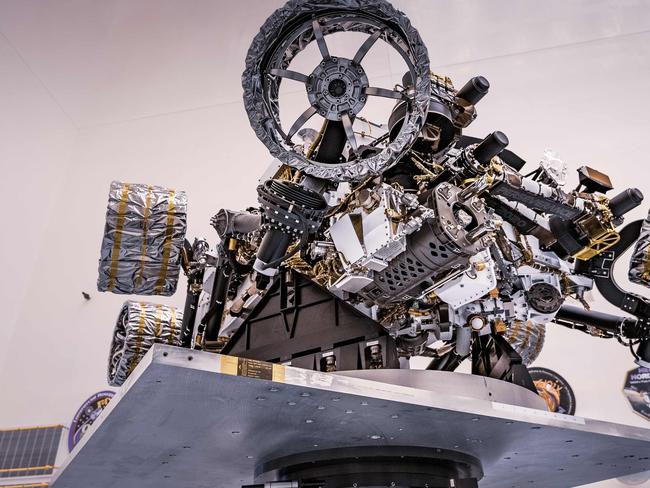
629, 210, 650, 287
504, 321, 546, 366
97, 181, 187, 296
108, 301, 183, 386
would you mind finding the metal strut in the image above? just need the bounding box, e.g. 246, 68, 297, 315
471, 333, 537, 393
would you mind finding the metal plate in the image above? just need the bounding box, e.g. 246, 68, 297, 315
52, 345, 650, 488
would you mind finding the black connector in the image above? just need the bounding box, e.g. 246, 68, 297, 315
555, 304, 625, 334
473, 131, 509, 165
254, 180, 326, 287
456, 76, 490, 105
256, 230, 293, 270
609, 188, 644, 219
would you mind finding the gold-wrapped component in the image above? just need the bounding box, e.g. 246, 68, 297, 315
283, 245, 343, 288
378, 303, 409, 329
273, 164, 295, 182
503, 320, 545, 366
572, 207, 620, 260
494, 319, 507, 334
430, 71, 455, 91
473, 262, 488, 272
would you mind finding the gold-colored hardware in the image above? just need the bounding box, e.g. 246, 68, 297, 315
0, 465, 54, 474
153, 189, 176, 294
573, 213, 620, 260
494, 319, 507, 334
107, 183, 131, 291
474, 262, 487, 272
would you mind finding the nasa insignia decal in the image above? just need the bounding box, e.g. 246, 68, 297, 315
624, 366, 650, 421
68, 390, 115, 451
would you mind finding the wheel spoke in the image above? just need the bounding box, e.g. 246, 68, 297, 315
341, 113, 358, 152
363, 86, 405, 100
268, 68, 309, 84
352, 29, 382, 64
312, 19, 330, 59
287, 106, 319, 141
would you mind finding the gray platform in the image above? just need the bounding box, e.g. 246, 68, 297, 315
52, 345, 650, 488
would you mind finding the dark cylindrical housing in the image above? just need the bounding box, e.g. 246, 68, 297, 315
254, 179, 326, 278
180, 274, 203, 348
609, 188, 644, 219
256, 230, 293, 268
456, 76, 490, 105
473, 131, 509, 165
203, 265, 232, 349
212, 209, 261, 239
555, 304, 628, 334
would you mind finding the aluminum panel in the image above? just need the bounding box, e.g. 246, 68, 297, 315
52, 345, 650, 488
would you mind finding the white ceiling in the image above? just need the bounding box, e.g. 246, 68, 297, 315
1, 0, 649, 128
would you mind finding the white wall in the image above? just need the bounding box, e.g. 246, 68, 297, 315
1, 1, 650, 486
0, 31, 77, 369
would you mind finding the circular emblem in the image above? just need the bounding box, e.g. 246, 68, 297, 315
528, 367, 576, 415
624, 366, 650, 421
68, 390, 115, 451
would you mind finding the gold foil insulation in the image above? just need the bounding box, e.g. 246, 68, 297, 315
503, 320, 546, 366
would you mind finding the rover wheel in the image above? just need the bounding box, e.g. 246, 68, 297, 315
242, 0, 430, 181
108, 301, 183, 386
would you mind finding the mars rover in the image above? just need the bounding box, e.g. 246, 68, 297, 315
90, 1, 650, 486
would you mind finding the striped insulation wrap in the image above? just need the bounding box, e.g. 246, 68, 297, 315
97, 181, 187, 296
108, 301, 183, 386
503, 321, 546, 366
629, 210, 650, 287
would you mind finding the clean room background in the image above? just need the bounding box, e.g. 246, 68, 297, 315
1, 1, 650, 486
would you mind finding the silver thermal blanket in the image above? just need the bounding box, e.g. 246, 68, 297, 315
97, 181, 187, 296
629, 209, 650, 287
108, 301, 183, 386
